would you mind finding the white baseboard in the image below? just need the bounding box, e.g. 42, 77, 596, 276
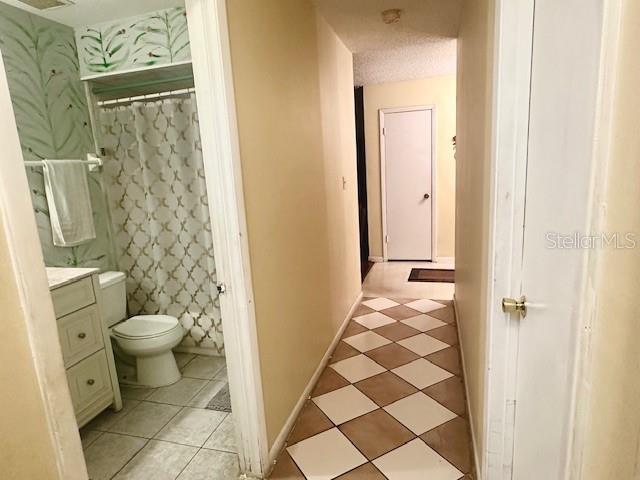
266, 291, 364, 471
453, 295, 482, 479
368, 256, 384, 263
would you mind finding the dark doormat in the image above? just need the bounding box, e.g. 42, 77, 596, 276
408, 268, 455, 283
206, 383, 232, 413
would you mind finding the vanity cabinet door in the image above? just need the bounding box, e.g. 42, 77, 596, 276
66, 350, 112, 420
50, 277, 95, 318
57, 304, 104, 368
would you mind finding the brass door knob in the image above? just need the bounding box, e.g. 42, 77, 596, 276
423, 193, 430, 199
502, 296, 527, 317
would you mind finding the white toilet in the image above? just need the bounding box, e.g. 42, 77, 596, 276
99, 271, 185, 387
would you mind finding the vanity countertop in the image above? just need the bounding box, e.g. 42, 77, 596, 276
46, 267, 99, 290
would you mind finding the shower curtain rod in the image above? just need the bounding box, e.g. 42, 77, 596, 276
24, 157, 103, 167
97, 87, 196, 107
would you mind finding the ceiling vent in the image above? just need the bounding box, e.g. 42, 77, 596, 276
16, 0, 73, 10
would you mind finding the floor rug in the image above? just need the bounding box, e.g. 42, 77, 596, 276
206, 383, 232, 412
408, 268, 455, 283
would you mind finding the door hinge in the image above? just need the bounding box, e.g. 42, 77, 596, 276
385, 235, 389, 243
216, 282, 227, 295
382, 127, 386, 136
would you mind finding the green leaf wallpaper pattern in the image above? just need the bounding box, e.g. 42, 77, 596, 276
76, 7, 191, 77
0, 2, 117, 270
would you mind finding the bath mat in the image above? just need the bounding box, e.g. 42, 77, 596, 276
206, 383, 232, 412
408, 268, 455, 283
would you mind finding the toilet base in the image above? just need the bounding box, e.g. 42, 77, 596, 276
135, 351, 181, 387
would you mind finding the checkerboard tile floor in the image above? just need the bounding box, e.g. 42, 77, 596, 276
268, 297, 474, 480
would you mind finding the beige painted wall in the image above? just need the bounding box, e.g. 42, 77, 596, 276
454, 0, 495, 466
581, 2, 640, 478
226, 0, 361, 448
363, 76, 456, 259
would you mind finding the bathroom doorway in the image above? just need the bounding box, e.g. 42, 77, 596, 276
0, 0, 265, 478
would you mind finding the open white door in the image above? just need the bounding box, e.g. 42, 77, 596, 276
486, 0, 609, 478
381, 107, 434, 261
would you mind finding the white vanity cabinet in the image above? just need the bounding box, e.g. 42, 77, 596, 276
47, 268, 122, 427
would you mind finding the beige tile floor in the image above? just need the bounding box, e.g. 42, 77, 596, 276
363, 261, 455, 299
80, 354, 236, 480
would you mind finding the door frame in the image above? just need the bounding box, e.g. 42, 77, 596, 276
483, 0, 621, 479
0, 0, 269, 478
379, 105, 436, 261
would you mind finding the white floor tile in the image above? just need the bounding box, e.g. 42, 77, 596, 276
155, 407, 227, 447
147, 378, 208, 406
312, 385, 378, 425
401, 314, 447, 332
120, 385, 157, 401
182, 355, 226, 380
405, 299, 448, 314
114, 440, 198, 480
391, 358, 453, 389
343, 331, 392, 352
362, 297, 400, 311
109, 401, 181, 438
373, 438, 462, 480
287, 428, 367, 479
353, 312, 396, 329
177, 449, 240, 480
397, 334, 449, 356
174, 352, 196, 369
330, 354, 386, 383
83, 432, 147, 480
203, 414, 237, 453
188, 380, 227, 408
79, 428, 103, 450
384, 392, 457, 435
84, 398, 141, 432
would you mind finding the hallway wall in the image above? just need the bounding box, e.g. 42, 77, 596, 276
226, 0, 361, 448
454, 0, 495, 468
581, 2, 640, 477
363, 76, 457, 261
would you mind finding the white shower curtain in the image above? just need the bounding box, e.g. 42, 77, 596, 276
99, 94, 224, 354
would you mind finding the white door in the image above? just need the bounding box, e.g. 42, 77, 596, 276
382, 107, 433, 261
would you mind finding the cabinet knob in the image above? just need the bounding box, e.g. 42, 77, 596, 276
87, 379, 95, 386
78, 332, 87, 339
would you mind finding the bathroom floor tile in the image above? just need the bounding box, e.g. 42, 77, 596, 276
401, 314, 447, 332
373, 438, 462, 480
84, 399, 141, 431
181, 355, 226, 380
353, 312, 396, 330
397, 334, 449, 356
361, 297, 399, 311
155, 407, 226, 447
330, 354, 386, 383
177, 448, 240, 480
120, 385, 157, 401
343, 331, 392, 353
403, 299, 447, 314
83, 432, 147, 480
384, 392, 457, 435
174, 352, 197, 369
109, 401, 181, 438
114, 440, 198, 480
188, 380, 227, 408
392, 358, 453, 389
79, 428, 103, 450
147, 378, 208, 406
287, 428, 367, 479
203, 413, 237, 453
312, 385, 378, 425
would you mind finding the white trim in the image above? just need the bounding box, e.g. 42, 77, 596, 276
453, 296, 481, 479
186, 0, 268, 476
379, 105, 436, 262
368, 255, 384, 263
266, 292, 364, 474
79, 60, 192, 82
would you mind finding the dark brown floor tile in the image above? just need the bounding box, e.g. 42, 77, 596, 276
331, 341, 360, 363
426, 347, 462, 375
428, 306, 456, 324
336, 463, 386, 479
364, 343, 420, 370
339, 409, 415, 460
420, 417, 473, 474
433, 299, 453, 306
343, 321, 369, 338
389, 297, 417, 305
287, 400, 334, 445
353, 304, 375, 317
312, 367, 350, 396
268, 451, 305, 479
425, 324, 459, 346
423, 376, 467, 416
373, 322, 421, 342
354, 371, 417, 407
379, 304, 422, 320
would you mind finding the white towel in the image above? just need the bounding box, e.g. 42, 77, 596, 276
42, 160, 96, 247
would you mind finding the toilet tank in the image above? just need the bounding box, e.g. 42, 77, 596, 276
98, 271, 127, 327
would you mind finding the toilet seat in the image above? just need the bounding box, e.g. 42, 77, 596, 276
112, 315, 181, 340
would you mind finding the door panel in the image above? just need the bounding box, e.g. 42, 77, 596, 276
383, 109, 433, 260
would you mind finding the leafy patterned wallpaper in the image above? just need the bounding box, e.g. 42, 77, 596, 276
0, 2, 116, 270
76, 7, 190, 78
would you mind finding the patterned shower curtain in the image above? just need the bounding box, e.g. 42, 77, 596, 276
98, 94, 224, 355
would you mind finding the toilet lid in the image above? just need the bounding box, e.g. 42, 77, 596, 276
112, 315, 181, 340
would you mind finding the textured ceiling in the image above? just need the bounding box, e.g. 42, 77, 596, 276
313, 0, 462, 85
1, 0, 183, 26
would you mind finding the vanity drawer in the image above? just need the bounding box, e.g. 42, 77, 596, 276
50, 276, 95, 318
57, 305, 104, 368
66, 350, 112, 415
